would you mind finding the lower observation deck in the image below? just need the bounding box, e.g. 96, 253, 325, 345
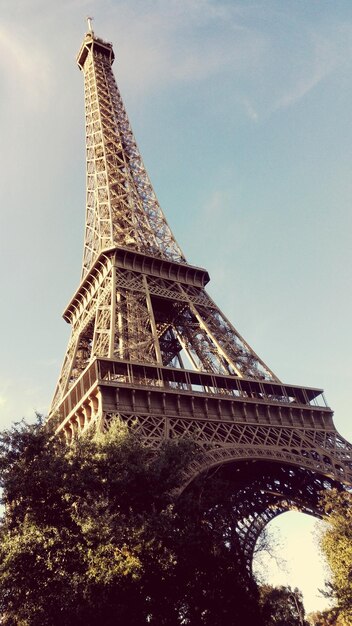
49, 358, 352, 485
50, 357, 331, 429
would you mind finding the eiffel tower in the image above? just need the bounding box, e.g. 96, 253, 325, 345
48, 25, 352, 570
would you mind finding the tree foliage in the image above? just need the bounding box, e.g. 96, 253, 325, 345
259, 584, 309, 626
320, 489, 352, 623
0, 416, 264, 625
307, 607, 349, 626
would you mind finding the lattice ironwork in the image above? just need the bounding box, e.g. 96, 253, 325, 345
51, 256, 278, 412
49, 28, 352, 574
182, 461, 340, 572
78, 32, 185, 278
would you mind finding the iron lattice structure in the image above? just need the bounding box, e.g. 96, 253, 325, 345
49, 29, 352, 571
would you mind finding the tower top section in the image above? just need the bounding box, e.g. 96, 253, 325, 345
77, 31, 115, 70
75, 26, 185, 279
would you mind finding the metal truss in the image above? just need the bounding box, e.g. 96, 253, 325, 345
49, 28, 352, 576
78, 32, 185, 278
182, 461, 340, 573
50, 257, 278, 413
50, 31, 278, 413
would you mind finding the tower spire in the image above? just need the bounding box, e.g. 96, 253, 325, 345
86, 16, 94, 34
76, 29, 185, 279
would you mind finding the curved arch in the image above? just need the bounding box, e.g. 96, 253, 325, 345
180, 440, 352, 492
180, 458, 345, 575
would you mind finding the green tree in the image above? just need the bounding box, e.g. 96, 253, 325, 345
260, 584, 309, 626
307, 607, 349, 625
320, 489, 352, 623
0, 416, 264, 625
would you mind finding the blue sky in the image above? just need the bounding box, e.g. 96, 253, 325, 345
1, 0, 351, 614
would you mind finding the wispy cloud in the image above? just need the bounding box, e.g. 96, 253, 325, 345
0, 23, 53, 111
105, 0, 268, 93
103, 1, 352, 123
2, 0, 352, 119
273, 31, 341, 111
242, 98, 259, 122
